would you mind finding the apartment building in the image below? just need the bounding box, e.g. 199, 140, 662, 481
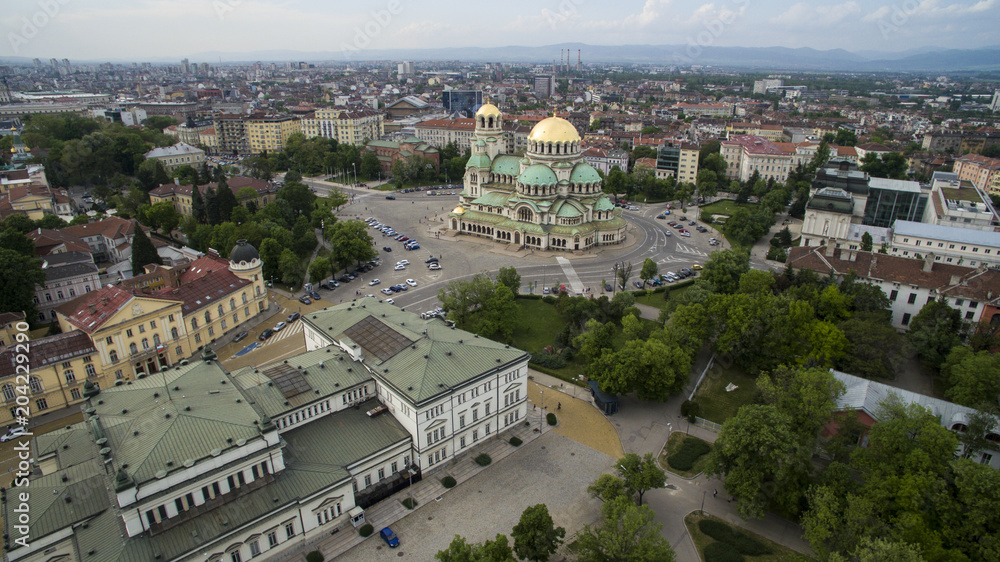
34, 251, 101, 323
720, 135, 807, 183
302, 107, 384, 146
144, 142, 206, 173
922, 172, 998, 231
890, 220, 1000, 269
213, 113, 251, 156
953, 153, 1000, 195
247, 114, 301, 154
654, 142, 700, 184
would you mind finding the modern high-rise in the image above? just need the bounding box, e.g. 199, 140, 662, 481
442, 90, 483, 117
655, 142, 700, 184
533, 75, 554, 99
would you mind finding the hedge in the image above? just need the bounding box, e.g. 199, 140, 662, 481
441, 476, 457, 488
510, 436, 523, 446
698, 520, 771, 556
519, 293, 543, 300
703, 541, 745, 562
475, 453, 492, 466
401, 497, 417, 509
306, 551, 325, 562
358, 523, 374, 537
546, 413, 557, 426
667, 438, 711, 471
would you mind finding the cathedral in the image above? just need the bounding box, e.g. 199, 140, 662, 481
448, 103, 626, 251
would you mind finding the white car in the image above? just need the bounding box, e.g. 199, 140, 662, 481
386, 298, 395, 305
428, 263, 442, 270
396, 259, 409, 266
405, 279, 417, 287
381, 288, 393, 295
1, 425, 29, 443
394, 264, 406, 271
369, 279, 381, 286
273, 321, 287, 332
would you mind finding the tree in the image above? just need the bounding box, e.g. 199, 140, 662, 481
360, 151, 381, 179
575, 495, 676, 562
695, 169, 718, 198
511, 504, 564, 562
834, 129, 858, 147
35, 214, 67, 229
614, 261, 633, 290
700, 247, 750, 294
708, 404, 804, 519
135, 158, 171, 192
327, 220, 376, 270
145, 201, 180, 236
587, 473, 629, 503
277, 181, 317, 218
837, 313, 905, 379
191, 185, 207, 223
757, 365, 845, 438
860, 152, 908, 180
573, 319, 618, 364
701, 152, 727, 177
908, 298, 964, 370
436, 534, 515, 562
590, 335, 691, 400
171, 164, 199, 186
615, 453, 667, 506
496, 266, 521, 295
309, 257, 331, 284
278, 248, 303, 286
216, 179, 238, 222
204, 186, 220, 225
0, 229, 36, 257
940, 346, 1000, 407
860, 231, 873, 252
0, 249, 45, 323
638, 258, 658, 288
130, 226, 162, 275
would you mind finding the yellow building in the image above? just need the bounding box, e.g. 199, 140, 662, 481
199, 126, 218, 153
0, 331, 113, 426
1, 185, 55, 220
302, 107, 384, 146
247, 115, 301, 154
149, 177, 279, 216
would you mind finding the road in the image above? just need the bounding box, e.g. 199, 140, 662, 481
301, 177, 736, 316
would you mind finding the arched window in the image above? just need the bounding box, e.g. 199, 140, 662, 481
517, 208, 533, 222
191, 318, 199, 329
153, 334, 161, 347
129, 343, 138, 355
141, 338, 149, 350
85, 364, 97, 378
29, 376, 43, 394
205, 311, 212, 324
230, 298, 236, 310
2, 384, 15, 401
217, 305, 224, 317
242, 293, 248, 304
171, 327, 178, 339
64, 370, 75, 384
109, 349, 118, 362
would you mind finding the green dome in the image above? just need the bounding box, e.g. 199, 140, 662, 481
570, 163, 602, 184
467, 153, 492, 169
518, 164, 558, 186
593, 197, 615, 211
491, 155, 521, 177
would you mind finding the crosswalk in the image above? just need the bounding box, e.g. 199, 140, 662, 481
674, 243, 708, 257
555, 257, 585, 294
264, 320, 304, 345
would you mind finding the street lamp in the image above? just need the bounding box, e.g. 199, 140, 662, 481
539, 389, 544, 429
352, 163, 357, 186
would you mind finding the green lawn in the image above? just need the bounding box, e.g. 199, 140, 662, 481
700, 199, 760, 217
685, 513, 813, 562
510, 298, 588, 381
634, 283, 695, 311
660, 433, 714, 478
692, 364, 759, 424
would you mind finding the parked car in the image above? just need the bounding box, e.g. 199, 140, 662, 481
381, 288, 393, 295
273, 321, 287, 332
428, 263, 442, 270
368, 279, 381, 286
425, 257, 439, 263
397, 284, 408, 291
298, 296, 312, 305
385, 194, 396, 200
633, 280, 644, 289
397, 259, 409, 266
604, 282, 613, 291
692, 264, 703, 270
406, 279, 418, 287
259, 329, 274, 340
1, 425, 29, 443
656, 214, 666, 219
287, 312, 300, 323
709, 238, 720, 246
543, 287, 550, 294
383, 246, 392, 252
233, 331, 249, 342
309, 290, 321, 300
386, 298, 395, 305
407, 244, 420, 250
394, 264, 406, 271
380, 527, 400, 548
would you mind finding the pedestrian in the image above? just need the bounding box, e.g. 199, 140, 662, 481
713, 489, 718, 498
557, 402, 561, 410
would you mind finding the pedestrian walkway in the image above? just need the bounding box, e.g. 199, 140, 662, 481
281, 411, 553, 561
555, 256, 585, 294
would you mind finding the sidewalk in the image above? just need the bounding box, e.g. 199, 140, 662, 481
281, 414, 554, 560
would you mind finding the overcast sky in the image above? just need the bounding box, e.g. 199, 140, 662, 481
2, 0, 998, 60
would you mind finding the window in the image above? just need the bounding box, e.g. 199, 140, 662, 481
126, 329, 133, 337
459, 414, 465, 428
71, 388, 81, 400
983, 453, 994, 465
64, 370, 75, 384
902, 313, 912, 326
956, 299, 964, 306
907, 293, 917, 305
195, 334, 202, 344
249, 541, 260, 557
966, 311, 975, 319
285, 523, 295, 539
105, 336, 113, 345
889, 289, 898, 301
115, 369, 123, 380
267, 531, 278, 547
460, 436, 466, 448
168, 314, 174, 322
378, 468, 385, 480
391, 461, 397, 473
29, 376, 43, 394
36, 398, 48, 410
485, 403, 490, 415
364, 475, 371, 487
171, 327, 178, 339
150, 320, 156, 329
231, 551, 242, 562
138, 324, 145, 334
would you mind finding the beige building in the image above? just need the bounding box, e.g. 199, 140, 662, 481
247, 114, 301, 154
720, 135, 808, 183
953, 153, 1000, 195
144, 142, 206, 173
302, 107, 384, 146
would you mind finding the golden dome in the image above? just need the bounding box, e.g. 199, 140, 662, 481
476, 103, 502, 117
528, 116, 581, 143
452, 206, 466, 215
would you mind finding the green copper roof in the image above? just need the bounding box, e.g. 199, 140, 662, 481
492, 155, 521, 177
570, 163, 602, 184
471, 191, 513, 207
467, 153, 492, 169
555, 200, 585, 217
518, 164, 558, 186
593, 197, 615, 211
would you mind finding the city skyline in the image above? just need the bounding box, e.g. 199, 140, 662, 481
2, 0, 998, 61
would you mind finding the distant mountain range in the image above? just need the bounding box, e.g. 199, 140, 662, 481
4, 44, 1000, 72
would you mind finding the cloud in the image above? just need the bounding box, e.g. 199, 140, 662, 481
771, 2, 862, 27
624, 0, 671, 27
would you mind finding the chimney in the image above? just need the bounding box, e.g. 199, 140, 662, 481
950, 274, 961, 285
923, 252, 935, 272
174, 177, 180, 185
847, 250, 857, 262
824, 239, 835, 257
87, 304, 97, 314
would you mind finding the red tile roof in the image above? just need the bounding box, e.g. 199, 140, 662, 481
27, 228, 91, 256
61, 285, 140, 334
0, 330, 96, 377
178, 252, 230, 284
151, 269, 249, 314
63, 216, 137, 242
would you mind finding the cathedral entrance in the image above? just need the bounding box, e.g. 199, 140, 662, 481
514, 232, 520, 245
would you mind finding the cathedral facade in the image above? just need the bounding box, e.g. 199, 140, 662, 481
448, 104, 626, 251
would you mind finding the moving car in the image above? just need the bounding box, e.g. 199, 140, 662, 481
692, 264, 703, 270
604, 283, 613, 291
656, 214, 666, 219
368, 279, 381, 286
383, 246, 392, 252
380, 527, 400, 548
664, 230, 672, 237
1, 425, 28, 443
385, 194, 396, 200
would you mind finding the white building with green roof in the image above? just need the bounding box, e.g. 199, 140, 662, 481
4, 299, 529, 562
449, 104, 626, 251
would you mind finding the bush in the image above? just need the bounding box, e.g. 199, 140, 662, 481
704, 541, 745, 562
682, 400, 701, 423
475, 453, 492, 466
531, 353, 566, 369
700, 210, 714, 223
633, 289, 648, 297
698, 520, 771, 556
680, 400, 693, 417
441, 476, 457, 488
401, 497, 417, 509
547, 412, 557, 425
519, 293, 543, 300
667, 438, 712, 471
358, 523, 374, 538
306, 551, 325, 562
542, 295, 557, 304
510, 436, 523, 446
